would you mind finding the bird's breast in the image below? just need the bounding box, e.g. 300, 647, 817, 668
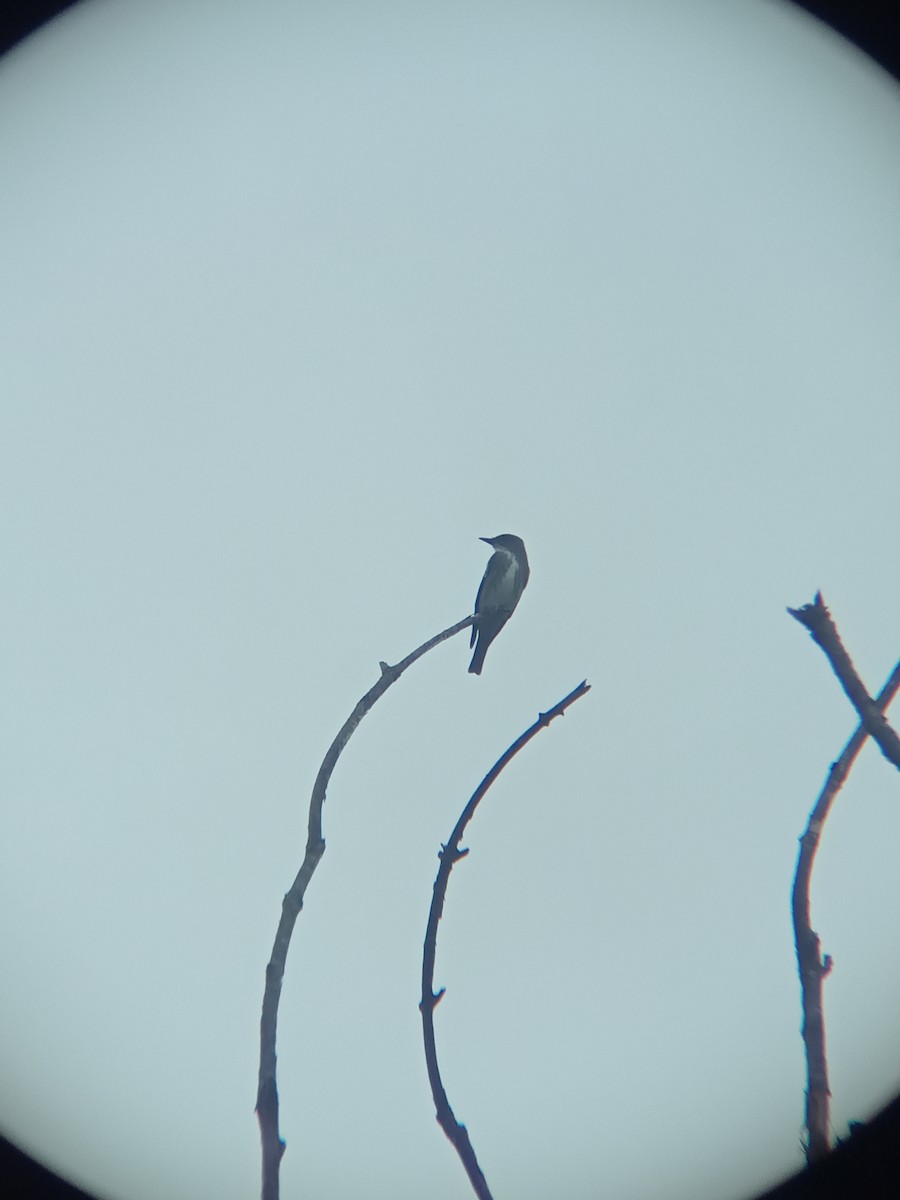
490, 553, 519, 605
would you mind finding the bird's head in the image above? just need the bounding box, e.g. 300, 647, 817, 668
481, 534, 525, 554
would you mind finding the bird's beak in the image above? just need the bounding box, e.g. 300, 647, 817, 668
480, 537, 493, 545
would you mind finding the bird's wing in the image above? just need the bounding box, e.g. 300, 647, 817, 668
470, 559, 492, 647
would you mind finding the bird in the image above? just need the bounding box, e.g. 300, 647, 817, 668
468, 534, 530, 675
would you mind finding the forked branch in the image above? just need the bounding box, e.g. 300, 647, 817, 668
788, 592, 900, 770
791, 663, 900, 1161
788, 592, 900, 1160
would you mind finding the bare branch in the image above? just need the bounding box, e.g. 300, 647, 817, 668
256, 614, 474, 1200
419, 680, 591, 1200
788, 592, 900, 770
792, 659, 900, 1162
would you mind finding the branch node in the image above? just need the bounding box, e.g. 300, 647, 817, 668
418, 988, 446, 1013
439, 843, 469, 863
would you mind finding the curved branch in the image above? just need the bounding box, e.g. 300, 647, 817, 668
791, 659, 900, 1162
257, 614, 473, 1200
419, 680, 591, 1200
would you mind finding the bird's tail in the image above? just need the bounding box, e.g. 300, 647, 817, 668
468, 640, 486, 675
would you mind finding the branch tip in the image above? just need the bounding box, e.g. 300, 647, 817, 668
787, 592, 829, 628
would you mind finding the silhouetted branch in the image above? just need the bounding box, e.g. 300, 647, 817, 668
419, 680, 591, 1200
257, 614, 473, 1200
791, 655, 900, 1163
788, 592, 900, 770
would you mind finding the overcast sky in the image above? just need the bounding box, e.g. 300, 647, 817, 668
2, 3, 900, 1199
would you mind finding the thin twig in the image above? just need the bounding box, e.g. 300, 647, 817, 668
791, 643, 900, 1163
788, 592, 900, 770
419, 680, 591, 1200
256, 614, 474, 1200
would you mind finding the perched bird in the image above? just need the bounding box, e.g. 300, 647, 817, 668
468, 534, 530, 675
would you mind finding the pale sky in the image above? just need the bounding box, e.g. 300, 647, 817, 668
2, 3, 900, 1199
